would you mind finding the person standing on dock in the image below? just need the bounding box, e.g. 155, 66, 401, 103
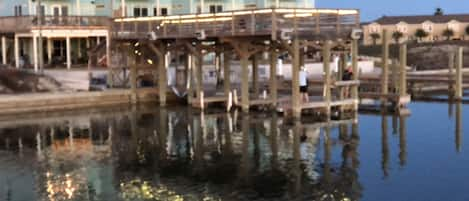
299, 66, 309, 103
342, 66, 353, 98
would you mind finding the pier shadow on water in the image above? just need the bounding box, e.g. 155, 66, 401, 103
0, 102, 467, 201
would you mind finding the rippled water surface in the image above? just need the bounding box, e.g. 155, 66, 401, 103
0, 102, 467, 201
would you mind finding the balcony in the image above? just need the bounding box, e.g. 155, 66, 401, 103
0, 16, 111, 34
112, 8, 360, 40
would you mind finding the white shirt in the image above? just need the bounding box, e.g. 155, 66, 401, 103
276, 59, 283, 76
299, 70, 307, 87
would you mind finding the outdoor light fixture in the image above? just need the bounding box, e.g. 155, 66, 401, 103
134, 42, 139, 47
147, 59, 153, 64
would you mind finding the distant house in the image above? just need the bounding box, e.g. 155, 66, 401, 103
362, 14, 469, 45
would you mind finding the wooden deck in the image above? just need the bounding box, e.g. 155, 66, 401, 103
112, 8, 360, 40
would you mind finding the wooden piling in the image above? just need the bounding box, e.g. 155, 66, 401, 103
252, 54, 259, 96
223, 52, 232, 104
270, 50, 278, 106
241, 55, 250, 112
323, 41, 332, 117
158, 52, 168, 106
392, 59, 398, 93
187, 55, 193, 104
351, 39, 359, 109
381, 29, 389, 103
448, 51, 455, 93
195, 54, 204, 103
292, 38, 301, 118
399, 44, 407, 97
455, 47, 463, 100
130, 63, 138, 104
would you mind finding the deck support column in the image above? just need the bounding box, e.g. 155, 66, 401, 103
292, 38, 301, 118
187, 55, 194, 104
130, 54, 138, 104
323, 41, 332, 118
195, 54, 203, 108
47, 38, 53, 65
148, 42, 168, 106
223, 52, 232, 110
66, 36, 71, 70
1, 36, 6, 65
455, 47, 463, 100
159, 52, 168, 106
449, 51, 455, 94
33, 36, 38, 72
381, 29, 389, 104
351, 39, 359, 110
14, 35, 19, 69
399, 44, 407, 98
270, 49, 278, 106
241, 55, 250, 112
252, 54, 259, 96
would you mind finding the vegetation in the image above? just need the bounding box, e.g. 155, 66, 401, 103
434, 7, 444, 16
414, 29, 429, 42
392, 31, 404, 43
442, 28, 454, 40
370, 33, 381, 45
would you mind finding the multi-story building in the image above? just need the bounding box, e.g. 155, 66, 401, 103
117, 0, 315, 17
362, 14, 469, 45
0, 0, 315, 71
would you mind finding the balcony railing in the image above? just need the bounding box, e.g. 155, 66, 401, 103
0, 16, 111, 33
112, 8, 360, 40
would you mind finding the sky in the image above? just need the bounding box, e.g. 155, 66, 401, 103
316, 0, 469, 22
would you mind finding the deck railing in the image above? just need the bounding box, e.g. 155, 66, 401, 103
0, 16, 111, 33
112, 8, 360, 40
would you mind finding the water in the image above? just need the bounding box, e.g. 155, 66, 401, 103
0, 102, 466, 201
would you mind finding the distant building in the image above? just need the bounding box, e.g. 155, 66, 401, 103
362, 14, 469, 45
116, 0, 315, 17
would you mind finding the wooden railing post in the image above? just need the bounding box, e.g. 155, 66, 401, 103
251, 11, 256, 35
455, 47, 463, 100
271, 9, 277, 40
381, 29, 389, 103
399, 44, 407, 97
323, 41, 332, 118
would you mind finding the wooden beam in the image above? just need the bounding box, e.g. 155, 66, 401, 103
252, 53, 259, 96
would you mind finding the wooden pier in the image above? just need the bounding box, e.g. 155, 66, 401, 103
111, 8, 361, 118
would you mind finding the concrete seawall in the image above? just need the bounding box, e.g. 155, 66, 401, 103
0, 88, 166, 115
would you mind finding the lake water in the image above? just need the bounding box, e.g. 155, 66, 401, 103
0, 102, 466, 201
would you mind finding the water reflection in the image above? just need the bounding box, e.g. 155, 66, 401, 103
0, 104, 464, 201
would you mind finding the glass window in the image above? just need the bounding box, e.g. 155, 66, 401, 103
134, 7, 141, 17
141, 8, 148, 17
161, 8, 168, 16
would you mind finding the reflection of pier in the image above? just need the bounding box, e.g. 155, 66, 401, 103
111, 108, 363, 200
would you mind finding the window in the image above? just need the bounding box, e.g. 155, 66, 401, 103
141, 8, 148, 16
209, 5, 216, 13
153, 8, 157, 16
14, 5, 22, 16
209, 5, 223, 13
133, 8, 141, 17
161, 8, 168, 16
